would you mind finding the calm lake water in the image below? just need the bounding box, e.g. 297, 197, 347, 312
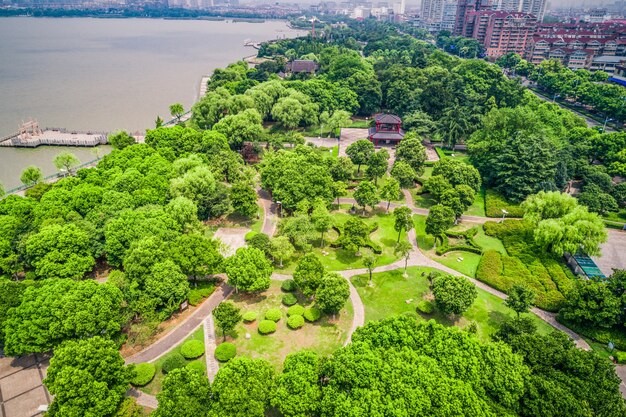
0, 17, 304, 189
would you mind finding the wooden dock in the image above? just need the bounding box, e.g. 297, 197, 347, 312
0, 121, 107, 148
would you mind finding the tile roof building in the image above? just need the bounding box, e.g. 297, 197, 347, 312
368, 114, 405, 146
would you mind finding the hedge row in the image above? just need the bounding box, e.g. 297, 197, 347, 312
188, 283, 216, 306
330, 223, 382, 254
434, 228, 483, 256
475, 250, 564, 312
557, 317, 626, 352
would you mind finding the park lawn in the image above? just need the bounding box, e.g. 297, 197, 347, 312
351, 266, 554, 342
226, 280, 353, 371
139, 326, 206, 395
413, 190, 436, 209
434, 251, 482, 277
464, 187, 486, 217
603, 208, 626, 225
277, 209, 406, 273
473, 227, 507, 254
419, 166, 434, 181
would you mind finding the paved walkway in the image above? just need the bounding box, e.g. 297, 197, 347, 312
127, 388, 158, 409
258, 188, 277, 237
204, 315, 220, 382
125, 285, 234, 364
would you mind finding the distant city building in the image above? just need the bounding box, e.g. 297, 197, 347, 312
496, 0, 547, 21
584, 8, 612, 23
420, 0, 457, 31
462, 10, 537, 57
525, 21, 626, 73
454, 0, 494, 36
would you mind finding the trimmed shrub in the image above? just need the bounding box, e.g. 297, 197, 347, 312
258, 320, 277, 334
416, 300, 434, 314
282, 293, 298, 306
485, 189, 525, 218
616, 351, 626, 364
188, 284, 215, 306
303, 307, 322, 322
161, 353, 186, 374
265, 308, 282, 322
281, 279, 296, 292
287, 304, 305, 317
180, 340, 205, 359
287, 315, 305, 329
186, 360, 205, 375
242, 311, 258, 322
131, 363, 156, 387
214, 342, 237, 362
244, 231, 258, 241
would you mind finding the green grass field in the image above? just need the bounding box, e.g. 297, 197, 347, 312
465, 187, 486, 217
226, 280, 353, 371
351, 266, 554, 342
139, 326, 206, 395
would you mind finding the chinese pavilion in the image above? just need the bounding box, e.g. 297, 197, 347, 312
367, 113, 405, 146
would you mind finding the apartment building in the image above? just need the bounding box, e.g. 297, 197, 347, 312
462, 10, 537, 56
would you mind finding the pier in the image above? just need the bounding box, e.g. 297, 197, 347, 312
0, 121, 107, 148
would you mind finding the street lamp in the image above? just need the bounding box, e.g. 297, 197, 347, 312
501, 209, 508, 223
603, 117, 613, 132
276, 201, 282, 218
552, 93, 560, 102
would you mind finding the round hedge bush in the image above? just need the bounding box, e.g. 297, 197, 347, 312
287, 315, 305, 330
287, 304, 305, 317
303, 307, 322, 322
242, 311, 258, 323
265, 308, 282, 322
282, 293, 298, 306
258, 320, 277, 334
131, 363, 156, 387
186, 360, 205, 375
161, 353, 186, 374
281, 279, 296, 292
417, 300, 434, 314
214, 342, 237, 362
180, 339, 205, 359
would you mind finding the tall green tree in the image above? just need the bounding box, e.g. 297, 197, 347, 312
390, 161, 416, 188
425, 204, 455, 237
225, 247, 273, 293
108, 131, 136, 149
379, 177, 400, 212
432, 274, 477, 316
213, 301, 242, 341
363, 254, 376, 286
44, 337, 132, 417
154, 367, 212, 417
269, 236, 295, 267
208, 357, 274, 417
293, 253, 325, 298
311, 203, 332, 247
395, 135, 427, 175
4, 280, 123, 355
393, 206, 413, 242
345, 139, 374, 173
271, 352, 321, 417
394, 240, 412, 274
230, 182, 258, 218
339, 217, 369, 254
505, 285, 536, 318
365, 150, 389, 184
353, 180, 379, 214
54, 152, 81, 174
169, 103, 185, 122
316, 272, 350, 316
20, 165, 43, 186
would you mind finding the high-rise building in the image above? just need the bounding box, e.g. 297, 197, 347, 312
421, 0, 458, 31
454, 0, 494, 35
495, 0, 547, 22
463, 10, 537, 57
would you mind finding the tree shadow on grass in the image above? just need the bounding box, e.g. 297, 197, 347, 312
230, 292, 269, 304
487, 310, 511, 329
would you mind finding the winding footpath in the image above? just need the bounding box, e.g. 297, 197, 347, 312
128, 185, 604, 408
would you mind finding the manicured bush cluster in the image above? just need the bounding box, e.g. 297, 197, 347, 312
131, 362, 156, 386
616, 351, 626, 364
303, 307, 322, 322
242, 311, 258, 322
287, 315, 305, 329
186, 360, 205, 375
180, 339, 205, 359
188, 283, 216, 306
281, 279, 296, 292
162, 353, 187, 373
214, 342, 237, 362
265, 308, 282, 322
282, 293, 298, 306
258, 320, 277, 334
416, 300, 434, 314
287, 304, 305, 317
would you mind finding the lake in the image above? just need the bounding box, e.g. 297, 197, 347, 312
0, 17, 304, 189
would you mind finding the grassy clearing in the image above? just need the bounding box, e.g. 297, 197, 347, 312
226, 280, 353, 371
351, 266, 554, 342
434, 251, 482, 277
485, 189, 524, 218
139, 326, 206, 395
419, 166, 434, 181
277, 209, 407, 273
465, 187, 486, 217
472, 227, 507, 254
603, 209, 626, 226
